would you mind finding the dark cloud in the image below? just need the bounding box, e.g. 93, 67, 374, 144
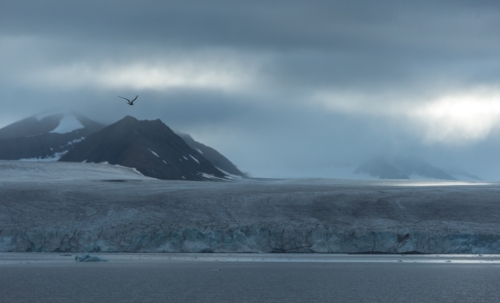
3, 1, 500, 51
2, 1, 500, 179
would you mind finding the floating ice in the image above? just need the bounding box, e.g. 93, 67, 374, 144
75, 254, 107, 262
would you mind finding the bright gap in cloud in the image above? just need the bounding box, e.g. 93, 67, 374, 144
412, 92, 500, 143
30, 60, 257, 92
315, 87, 500, 144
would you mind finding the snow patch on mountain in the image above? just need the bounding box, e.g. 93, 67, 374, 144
17, 137, 86, 162
148, 149, 160, 158
67, 137, 85, 145
216, 167, 243, 180
200, 172, 227, 181
132, 168, 144, 176
50, 115, 84, 134
189, 155, 200, 164
19, 150, 69, 162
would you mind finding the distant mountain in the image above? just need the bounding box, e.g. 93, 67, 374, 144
177, 133, 247, 178
443, 167, 482, 181
0, 111, 104, 161
59, 116, 230, 181
354, 156, 457, 180
354, 157, 409, 179
391, 156, 456, 180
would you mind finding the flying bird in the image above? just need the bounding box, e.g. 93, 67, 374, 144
119, 95, 138, 105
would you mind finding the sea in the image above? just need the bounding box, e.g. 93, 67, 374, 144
0, 253, 499, 302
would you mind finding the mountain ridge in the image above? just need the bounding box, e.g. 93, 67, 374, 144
354, 156, 468, 180
59, 116, 230, 181
0, 111, 105, 161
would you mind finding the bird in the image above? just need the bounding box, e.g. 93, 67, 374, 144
118, 95, 138, 105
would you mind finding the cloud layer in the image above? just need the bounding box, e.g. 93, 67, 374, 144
3, 0, 500, 179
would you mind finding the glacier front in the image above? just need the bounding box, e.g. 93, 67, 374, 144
1, 161, 499, 254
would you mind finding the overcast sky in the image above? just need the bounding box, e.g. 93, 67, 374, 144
3, 0, 500, 179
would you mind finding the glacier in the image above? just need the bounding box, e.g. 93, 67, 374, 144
1, 161, 499, 254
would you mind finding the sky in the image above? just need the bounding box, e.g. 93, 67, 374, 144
2, 0, 500, 179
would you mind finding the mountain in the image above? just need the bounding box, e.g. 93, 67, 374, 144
0, 111, 104, 161
354, 156, 457, 180
59, 116, 229, 181
177, 133, 247, 178
391, 156, 456, 180
354, 156, 409, 179
443, 167, 482, 181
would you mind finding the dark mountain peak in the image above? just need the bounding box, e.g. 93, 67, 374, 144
0, 110, 104, 140
121, 115, 139, 122
0, 111, 105, 161
113, 116, 170, 131
60, 116, 230, 181
100, 116, 172, 142
110, 116, 142, 129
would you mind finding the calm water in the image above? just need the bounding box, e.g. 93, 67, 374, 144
1, 253, 499, 303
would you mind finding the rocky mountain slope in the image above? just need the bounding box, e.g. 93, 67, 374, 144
177, 133, 247, 178
59, 116, 228, 181
0, 111, 104, 161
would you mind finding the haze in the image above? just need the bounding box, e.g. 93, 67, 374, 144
2, 1, 500, 179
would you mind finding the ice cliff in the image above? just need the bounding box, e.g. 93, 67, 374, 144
4, 226, 500, 254
1, 162, 499, 254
